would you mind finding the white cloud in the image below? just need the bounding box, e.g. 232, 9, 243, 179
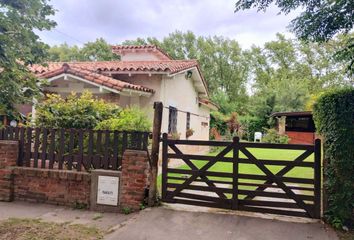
38, 0, 301, 48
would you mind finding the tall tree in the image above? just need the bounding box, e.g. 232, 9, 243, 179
80, 38, 120, 61
245, 34, 351, 113
47, 43, 81, 62
47, 38, 120, 61
235, 0, 354, 74
0, 0, 56, 116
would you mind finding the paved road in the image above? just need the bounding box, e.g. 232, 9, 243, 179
106, 207, 338, 240
0, 201, 338, 240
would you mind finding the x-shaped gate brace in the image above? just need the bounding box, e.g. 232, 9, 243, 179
243, 148, 313, 200
167, 143, 234, 204
165, 140, 315, 218
239, 147, 315, 218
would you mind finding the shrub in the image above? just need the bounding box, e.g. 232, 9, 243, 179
262, 128, 289, 144
313, 87, 354, 229
95, 107, 151, 132
210, 111, 227, 136
239, 115, 264, 141
34, 91, 120, 129
227, 112, 240, 135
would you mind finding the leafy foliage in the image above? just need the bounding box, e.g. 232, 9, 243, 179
0, 0, 56, 115
34, 92, 151, 133
94, 107, 151, 132
47, 38, 120, 61
226, 112, 240, 135
34, 92, 121, 129
261, 128, 289, 144
210, 111, 228, 136
313, 88, 354, 229
235, 0, 354, 75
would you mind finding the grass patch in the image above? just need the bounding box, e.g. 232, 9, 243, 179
0, 218, 104, 240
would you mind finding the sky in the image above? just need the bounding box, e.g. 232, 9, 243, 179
38, 0, 300, 49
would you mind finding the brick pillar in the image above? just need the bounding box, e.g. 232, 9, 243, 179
120, 150, 150, 210
0, 140, 19, 201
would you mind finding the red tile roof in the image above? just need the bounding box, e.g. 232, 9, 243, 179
30, 60, 199, 75
30, 57, 208, 96
111, 45, 172, 60
38, 63, 154, 93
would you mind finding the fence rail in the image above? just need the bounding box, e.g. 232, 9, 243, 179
161, 134, 321, 219
0, 127, 150, 171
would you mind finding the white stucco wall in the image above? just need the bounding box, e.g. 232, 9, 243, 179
159, 74, 210, 141
118, 51, 163, 61
114, 74, 162, 121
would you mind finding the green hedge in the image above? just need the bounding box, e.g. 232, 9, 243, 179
313, 88, 354, 229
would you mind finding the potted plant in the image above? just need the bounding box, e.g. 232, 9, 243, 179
168, 132, 181, 140
186, 128, 194, 138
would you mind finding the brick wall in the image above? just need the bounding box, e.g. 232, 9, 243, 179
120, 150, 150, 210
0, 140, 150, 211
286, 131, 315, 144
0, 141, 18, 201
13, 168, 91, 207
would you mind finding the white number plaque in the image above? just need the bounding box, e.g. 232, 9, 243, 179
97, 176, 119, 206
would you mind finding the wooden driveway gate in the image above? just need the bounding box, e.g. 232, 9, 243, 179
161, 134, 321, 219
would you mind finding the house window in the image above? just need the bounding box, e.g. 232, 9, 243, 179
168, 107, 178, 134
186, 112, 191, 130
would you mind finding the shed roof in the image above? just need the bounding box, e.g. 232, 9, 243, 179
271, 111, 313, 117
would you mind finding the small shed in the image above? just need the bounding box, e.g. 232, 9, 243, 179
271, 111, 316, 144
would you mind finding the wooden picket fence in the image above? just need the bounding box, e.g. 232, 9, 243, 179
0, 127, 150, 171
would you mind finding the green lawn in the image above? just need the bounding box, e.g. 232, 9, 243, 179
158, 147, 315, 198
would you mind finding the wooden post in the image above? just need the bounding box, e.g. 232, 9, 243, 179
161, 133, 168, 201
148, 102, 163, 206
232, 137, 239, 210
314, 139, 322, 219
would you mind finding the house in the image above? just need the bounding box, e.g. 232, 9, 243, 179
271, 111, 316, 144
26, 45, 217, 151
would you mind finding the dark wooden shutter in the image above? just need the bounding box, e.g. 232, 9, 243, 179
168, 107, 178, 133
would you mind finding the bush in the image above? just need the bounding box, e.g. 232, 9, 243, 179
261, 128, 289, 144
34, 91, 120, 129
210, 111, 227, 135
95, 107, 151, 132
239, 115, 264, 141
313, 87, 354, 229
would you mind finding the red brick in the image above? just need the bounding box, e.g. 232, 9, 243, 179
120, 150, 149, 210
